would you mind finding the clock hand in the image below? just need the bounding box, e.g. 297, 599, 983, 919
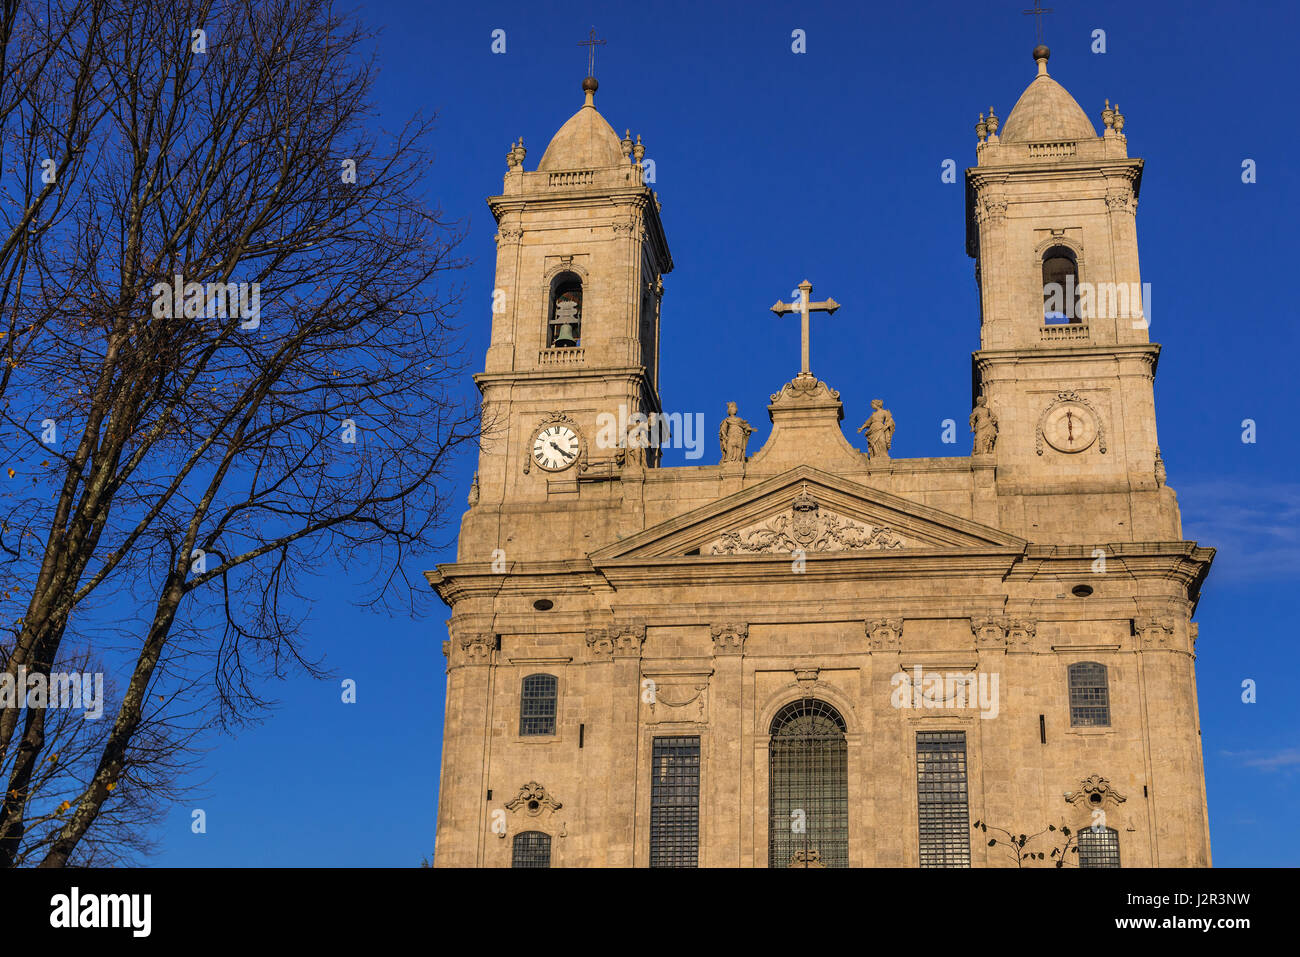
549, 441, 575, 460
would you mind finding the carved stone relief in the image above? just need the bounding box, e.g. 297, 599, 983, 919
865, 618, 903, 652
1006, 618, 1037, 650
1134, 616, 1176, 649
707, 485, 907, 555
1065, 774, 1127, 809
971, 616, 1009, 649
505, 781, 563, 819
710, 623, 748, 655
643, 677, 709, 724
460, 634, 494, 663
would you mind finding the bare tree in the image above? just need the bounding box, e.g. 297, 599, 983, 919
1, 647, 196, 866
0, 0, 476, 867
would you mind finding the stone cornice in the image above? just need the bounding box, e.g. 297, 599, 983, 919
487, 184, 673, 274
973, 343, 1160, 367
426, 561, 605, 605
1008, 542, 1214, 605
966, 157, 1143, 185
965, 159, 1144, 256
474, 367, 651, 393
429, 540, 1213, 611
593, 549, 1028, 588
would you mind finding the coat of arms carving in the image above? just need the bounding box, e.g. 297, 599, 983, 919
707, 485, 906, 555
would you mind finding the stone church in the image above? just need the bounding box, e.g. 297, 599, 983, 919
429, 45, 1214, 867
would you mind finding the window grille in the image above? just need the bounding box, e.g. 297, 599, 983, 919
916, 731, 971, 867
1078, 825, 1121, 867
768, 699, 849, 868
511, 831, 551, 868
1068, 662, 1110, 727
650, 736, 700, 867
519, 674, 557, 736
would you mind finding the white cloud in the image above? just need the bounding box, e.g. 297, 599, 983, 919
1176, 481, 1300, 582
1242, 748, 1300, 771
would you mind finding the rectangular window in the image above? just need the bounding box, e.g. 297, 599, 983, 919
1068, 662, 1110, 727
916, 731, 971, 868
519, 673, 557, 736
650, 736, 700, 868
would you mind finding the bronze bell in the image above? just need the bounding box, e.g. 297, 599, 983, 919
552, 322, 578, 348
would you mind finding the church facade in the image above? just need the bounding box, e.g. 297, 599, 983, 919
429, 47, 1214, 868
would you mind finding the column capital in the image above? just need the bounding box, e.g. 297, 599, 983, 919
710, 622, 748, 655
865, 617, 903, 653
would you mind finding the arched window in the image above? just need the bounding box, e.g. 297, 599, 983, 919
519, 674, 557, 736
548, 273, 582, 348
1068, 662, 1110, 727
768, 698, 849, 868
511, 831, 551, 868
1078, 825, 1120, 867
1041, 245, 1080, 323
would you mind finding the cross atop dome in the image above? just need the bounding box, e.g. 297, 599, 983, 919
1021, 0, 1053, 44
577, 26, 606, 81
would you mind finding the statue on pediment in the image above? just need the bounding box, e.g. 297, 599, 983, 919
719, 401, 753, 463
858, 399, 895, 460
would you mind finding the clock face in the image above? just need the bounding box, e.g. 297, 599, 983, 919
1043, 402, 1097, 453
531, 424, 581, 471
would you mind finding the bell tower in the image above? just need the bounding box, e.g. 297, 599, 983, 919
966, 46, 1173, 542
474, 76, 672, 522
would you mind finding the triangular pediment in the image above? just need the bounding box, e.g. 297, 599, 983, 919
590, 466, 1027, 562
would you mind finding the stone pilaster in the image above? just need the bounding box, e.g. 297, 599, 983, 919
709, 622, 747, 866
435, 632, 494, 867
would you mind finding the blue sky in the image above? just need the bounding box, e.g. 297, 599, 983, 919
148, 0, 1298, 865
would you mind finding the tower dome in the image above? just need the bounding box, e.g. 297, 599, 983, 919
999, 46, 1097, 143
537, 77, 627, 171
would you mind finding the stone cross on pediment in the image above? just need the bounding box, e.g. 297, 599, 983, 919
770, 280, 841, 377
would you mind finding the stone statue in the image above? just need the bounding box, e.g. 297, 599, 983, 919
1154, 446, 1166, 487
719, 401, 753, 463
970, 395, 998, 455
858, 399, 895, 460
624, 420, 650, 468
